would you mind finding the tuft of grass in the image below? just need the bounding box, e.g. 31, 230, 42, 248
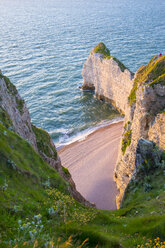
91, 42, 110, 58
128, 55, 165, 105
148, 73, 165, 87
0, 107, 13, 129
2, 75, 17, 96
0, 73, 25, 115
128, 79, 138, 106
16, 98, 25, 115
62, 166, 70, 176
113, 57, 128, 72
121, 129, 132, 155
90, 43, 133, 74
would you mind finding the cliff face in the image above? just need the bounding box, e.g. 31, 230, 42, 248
0, 72, 93, 207
82, 43, 134, 114
115, 55, 165, 208
82, 44, 165, 208
0, 73, 37, 151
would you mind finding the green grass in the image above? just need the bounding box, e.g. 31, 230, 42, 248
148, 73, 165, 87
32, 124, 57, 160
1, 64, 165, 247
16, 98, 25, 115
2, 75, 17, 96
112, 57, 128, 73
121, 129, 132, 155
62, 166, 70, 176
128, 55, 165, 105
91, 43, 132, 73
0, 122, 97, 247
0, 107, 13, 129
128, 80, 138, 106
0, 73, 25, 115
91, 42, 110, 58
0, 119, 165, 247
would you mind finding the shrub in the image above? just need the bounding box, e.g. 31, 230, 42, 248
91, 42, 110, 58
121, 129, 132, 155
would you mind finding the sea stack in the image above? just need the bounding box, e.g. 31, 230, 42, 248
82, 42, 134, 114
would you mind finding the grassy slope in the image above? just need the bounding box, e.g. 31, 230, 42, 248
0, 119, 165, 247
0, 122, 96, 247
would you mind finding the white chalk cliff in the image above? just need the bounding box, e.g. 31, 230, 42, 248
82, 43, 165, 208
82, 43, 134, 114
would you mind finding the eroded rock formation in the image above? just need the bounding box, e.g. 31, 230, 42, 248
82, 42, 134, 114
82, 43, 165, 208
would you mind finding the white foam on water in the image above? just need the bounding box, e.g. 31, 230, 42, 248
56, 117, 124, 150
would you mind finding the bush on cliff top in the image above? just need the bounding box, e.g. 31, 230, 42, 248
91, 42, 110, 58
91, 42, 131, 73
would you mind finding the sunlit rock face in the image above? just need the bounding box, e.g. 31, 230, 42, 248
82, 43, 133, 114
82, 45, 165, 208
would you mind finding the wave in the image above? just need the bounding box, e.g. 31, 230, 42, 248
56, 117, 124, 150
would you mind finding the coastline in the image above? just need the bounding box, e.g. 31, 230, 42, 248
56, 117, 124, 150
59, 120, 123, 210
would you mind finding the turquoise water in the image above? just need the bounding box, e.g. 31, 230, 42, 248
0, 0, 164, 146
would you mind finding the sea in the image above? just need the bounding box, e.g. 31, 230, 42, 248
0, 0, 164, 147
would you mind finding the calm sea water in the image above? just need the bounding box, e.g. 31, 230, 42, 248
0, 0, 164, 146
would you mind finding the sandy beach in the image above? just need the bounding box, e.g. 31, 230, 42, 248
59, 121, 123, 210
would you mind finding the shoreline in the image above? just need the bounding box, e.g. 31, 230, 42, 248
56, 117, 124, 150
59, 121, 123, 210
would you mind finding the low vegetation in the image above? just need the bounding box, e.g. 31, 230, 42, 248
91, 42, 110, 58
0, 107, 13, 129
0, 70, 165, 247
121, 122, 132, 155
128, 55, 165, 105
16, 98, 25, 115
128, 79, 138, 106
1, 115, 165, 247
1, 75, 17, 96
91, 42, 130, 73
112, 57, 128, 72
32, 124, 57, 160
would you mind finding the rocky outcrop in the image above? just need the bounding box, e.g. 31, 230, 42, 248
0, 74, 38, 151
82, 43, 134, 114
115, 55, 165, 208
135, 138, 163, 171
82, 44, 165, 208
148, 113, 165, 150
0, 71, 93, 208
